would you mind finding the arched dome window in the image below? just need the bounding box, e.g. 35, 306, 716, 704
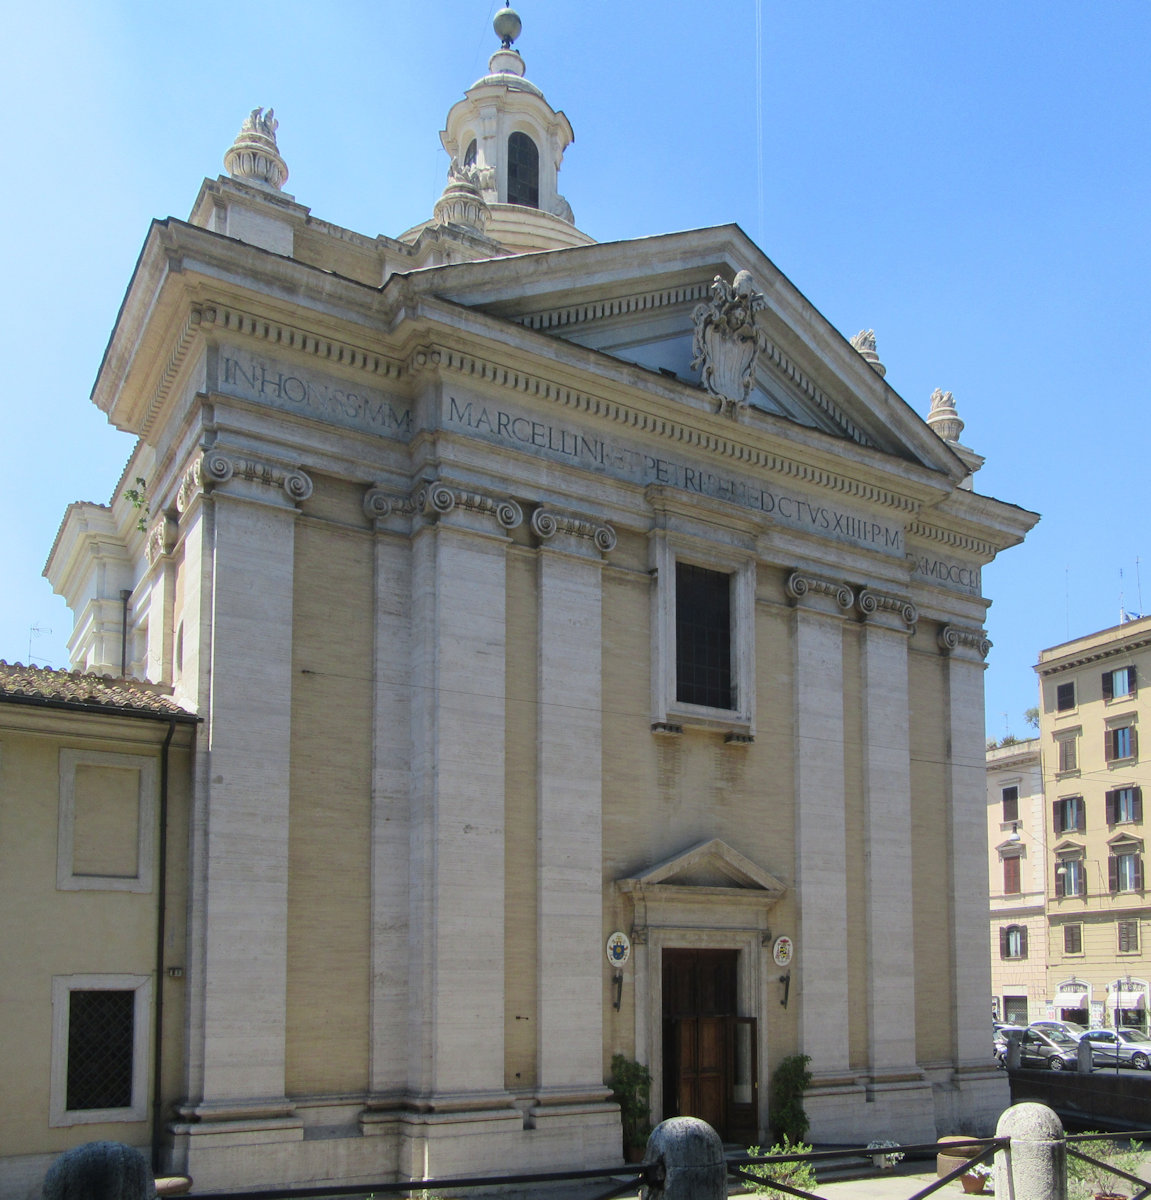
463, 139, 478, 167
507, 132, 539, 208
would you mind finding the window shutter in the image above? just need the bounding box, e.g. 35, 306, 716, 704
1019, 926, 1028, 958
1055, 866, 1065, 898
1135, 788, 1144, 821
1136, 856, 1144, 891
1053, 799, 1064, 834
1000, 927, 1009, 958
1074, 798, 1085, 832
1131, 665, 1138, 695
1110, 856, 1119, 893
1105, 730, 1115, 762
1132, 728, 1138, 758
1106, 790, 1118, 824
1103, 670, 1114, 700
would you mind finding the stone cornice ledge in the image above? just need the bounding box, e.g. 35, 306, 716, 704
420, 342, 927, 518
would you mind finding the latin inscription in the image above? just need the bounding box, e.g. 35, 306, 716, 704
447, 396, 905, 554
219, 350, 412, 437
913, 555, 981, 593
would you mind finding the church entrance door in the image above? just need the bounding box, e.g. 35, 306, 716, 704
662, 948, 757, 1143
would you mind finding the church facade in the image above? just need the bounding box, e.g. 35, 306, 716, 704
38, 11, 1036, 1192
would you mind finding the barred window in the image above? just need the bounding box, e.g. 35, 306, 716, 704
675, 563, 734, 710
67, 990, 134, 1110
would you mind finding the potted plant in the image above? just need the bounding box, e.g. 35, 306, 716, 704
742, 1138, 818, 1197
866, 1139, 905, 1170
1067, 1133, 1144, 1200
960, 1162, 993, 1194
607, 1054, 652, 1162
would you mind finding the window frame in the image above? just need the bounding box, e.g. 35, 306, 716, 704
50, 974, 151, 1127
1056, 680, 1076, 712
1103, 665, 1137, 702
1064, 923, 1083, 955
1118, 919, 1140, 955
651, 534, 756, 735
1001, 924, 1028, 959
506, 130, 540, 208
1003, 854, 1022, 895
1055, 855, 1086, 898
1106, 785, 1143, 825
57, 749, 157, 893
1105, 722, 1138, 763
1055, 731, 1080, 775
1001, 785, 1020, 824
1109, 849, 1144, 894
1053, 795, 1085, 836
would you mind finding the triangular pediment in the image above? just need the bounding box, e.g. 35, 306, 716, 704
408, 225, 970, 481
618, 838, 786, 900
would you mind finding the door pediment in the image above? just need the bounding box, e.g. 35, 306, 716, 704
617, 838, 787, 909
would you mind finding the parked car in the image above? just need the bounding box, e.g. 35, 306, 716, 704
1011, 1027, 1080, 1070
1079, 1027, 1151, 1070
994, 1024, 1026, 1063
1028, 1019, 1087, 1040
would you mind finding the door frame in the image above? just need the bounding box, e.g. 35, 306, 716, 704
634, 926, 767, 1137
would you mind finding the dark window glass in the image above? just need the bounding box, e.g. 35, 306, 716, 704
463, 138, 477, 167
1056, 681, 1076, 711
1064, 924, 1082, 954
675, 563, 733, 710
507, 132, 539, 207
67, 990, 134, 1110
1002, 786, 1019, 823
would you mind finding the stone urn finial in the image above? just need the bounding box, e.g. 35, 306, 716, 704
850, 328, 886, 378
434, 159, 492, 236
224, 107, 289, 191
927, 387, 965, 443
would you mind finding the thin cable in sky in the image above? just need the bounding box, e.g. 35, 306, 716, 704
755, 0, 765, 247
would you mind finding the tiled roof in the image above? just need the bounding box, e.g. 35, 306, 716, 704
0, 661, 196, 721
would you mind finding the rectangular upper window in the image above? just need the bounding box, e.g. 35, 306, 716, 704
1064, 924, 1083, 954
1056, 681, 1076, 711
1119, 919, 1140, 954
1053, 795, 1085, 835
1056, 734, 1079, 774
1000, 925, 1028, 959
1105, 724, 1138, 763
675, 563, 733, 710
1055, 857, 1085, 897
1103, 665, 1137, 701
1003, 855, 1021, 895
1106, 786, 1143, 825
1002, 785, 1020, 823
1110, 851, 1143, 893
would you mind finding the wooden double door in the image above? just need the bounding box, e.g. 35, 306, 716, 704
662, 949, 757, 1143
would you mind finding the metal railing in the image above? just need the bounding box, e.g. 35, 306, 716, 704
1066, 1131, 1151, 1200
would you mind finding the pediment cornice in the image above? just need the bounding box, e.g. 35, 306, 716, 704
617, 838, 787, 903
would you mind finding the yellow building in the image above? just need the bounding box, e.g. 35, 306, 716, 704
23, 11, 1037, 1194
986, 738, 1047, 1026
1036, 615, 1151, 1029
0, 664, 196, 1198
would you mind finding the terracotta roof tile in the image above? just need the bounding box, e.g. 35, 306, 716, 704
0, 661, 196, 721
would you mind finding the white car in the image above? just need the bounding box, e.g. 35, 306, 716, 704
1028, 1019, 1087, 1040
1079, 1027, 1151, 1070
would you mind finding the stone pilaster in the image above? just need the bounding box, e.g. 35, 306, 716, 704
180, 449, 312, 1124
787, 572, 853, 1083
363, 488, 415, 1098
531, 508, 615, 1107
406, 482, 521, 1106
856, 590, 933, 1140
143, 514, 179, 683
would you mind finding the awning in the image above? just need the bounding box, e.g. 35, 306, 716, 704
1112, 991, 1146, 1009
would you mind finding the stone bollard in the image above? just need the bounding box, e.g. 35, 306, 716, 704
995, 1102, 1066, 1200
1006, 1029, 1023, 1070
1077, 1037, 1094, 1073
640, 1116, 726, 1200
42, 1143, 155, 1200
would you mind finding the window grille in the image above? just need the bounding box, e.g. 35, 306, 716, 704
66, 990, 134, 1111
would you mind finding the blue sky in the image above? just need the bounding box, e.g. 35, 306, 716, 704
1, 2, 1148, 740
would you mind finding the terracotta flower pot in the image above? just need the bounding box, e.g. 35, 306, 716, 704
960, 1173, 990, 1194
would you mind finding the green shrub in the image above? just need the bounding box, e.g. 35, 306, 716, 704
742, 1138, 818, 1198
768, 1053, 812, 1145
1067, 1133, 1144, 1199
607, 1054, 653, 1149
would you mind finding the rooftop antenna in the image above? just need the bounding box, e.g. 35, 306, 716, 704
1065, 565, 1070, 639
28, 623, 52, 667
1139, 556, 1144, 614
1120, 566, 1126, 623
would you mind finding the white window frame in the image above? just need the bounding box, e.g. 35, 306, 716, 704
651, 532, 756, 736
57, 749, 156, 893
50, 974, 151, 1126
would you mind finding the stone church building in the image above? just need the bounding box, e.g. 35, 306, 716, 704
31, 8, 1036, 1192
